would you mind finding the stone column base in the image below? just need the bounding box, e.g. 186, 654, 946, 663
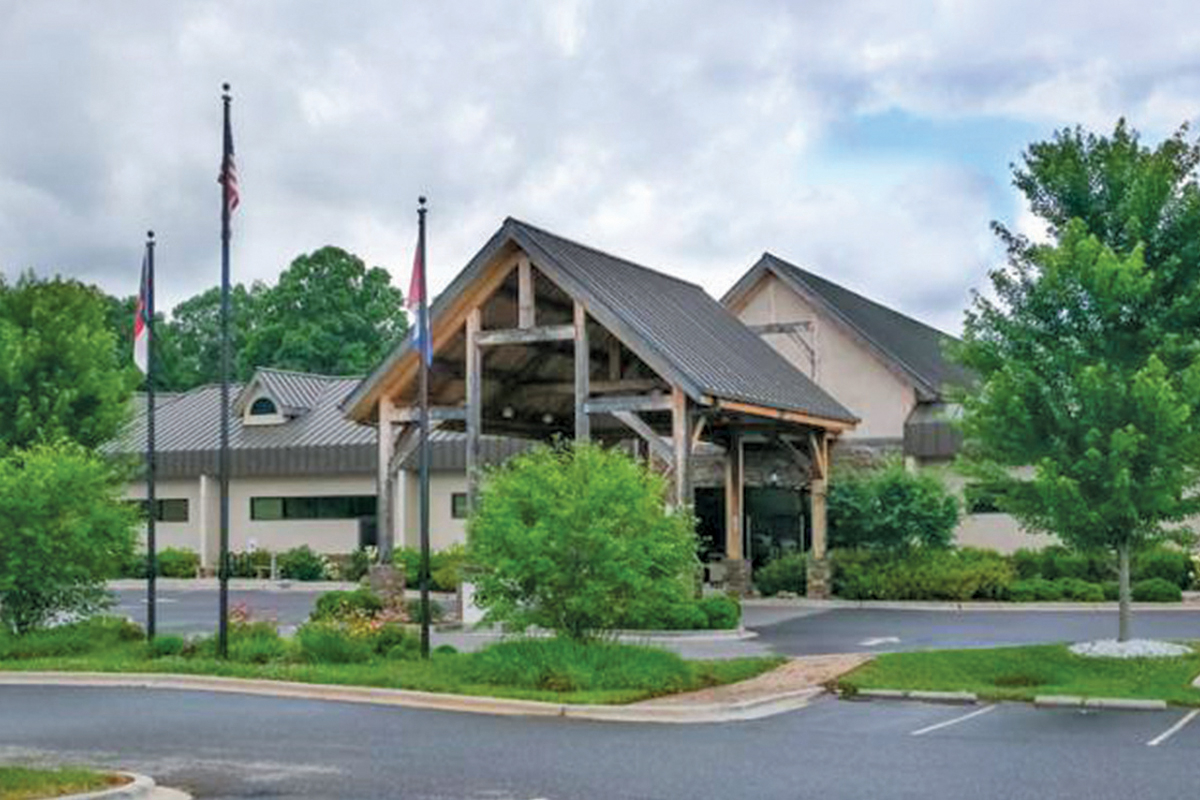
368, 564, 405, 611
721, 558, 753, 597
806, 557, 831, 599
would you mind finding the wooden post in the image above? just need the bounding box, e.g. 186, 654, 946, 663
376, 395, 395, 561
608, 337, 621, 381
807, 430, 831, 599
574, 301, 590, 442
466, 308, 482, 510
394, 466, 410, 549
671, 386, 689, 508
724, 432, 743, 560
518, 256, 535, 329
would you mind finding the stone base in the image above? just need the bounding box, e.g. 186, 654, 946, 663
721, 558, 753, 597
806, 557, 831, 599
368, 564, 405, 610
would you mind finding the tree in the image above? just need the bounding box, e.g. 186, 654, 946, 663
102, 293, 188, 392
167, 283, 261, 389
467, 443, 699, 641
0, 274, 136, 453
956, 121, 1200, 641
0, 442, 139, 633
828, 460, 960, 552
239, 247, 407, 376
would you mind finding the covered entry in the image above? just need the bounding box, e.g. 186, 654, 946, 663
343, 218, 857, 596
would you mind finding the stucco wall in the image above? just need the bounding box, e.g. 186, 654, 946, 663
398, 470, 468, 551
125, 479, 204, 557
936, 467, 1057, 554
733, 274, 917, 440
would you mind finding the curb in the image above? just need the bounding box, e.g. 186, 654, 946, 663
743, 598, 1200, 613
0, 671, 816, 725
851, 688, 978, 704
54, 772, 193, 800
1034, 694, 1168, 711
438, 626, 758, 642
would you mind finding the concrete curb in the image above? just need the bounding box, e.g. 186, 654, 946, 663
440, 626, 758, 642
0, 671, 818, 725
53, 772, 190, 800
1034, 694, 1169, 710
743, 598, 1200, 612
851, 688, 978, 704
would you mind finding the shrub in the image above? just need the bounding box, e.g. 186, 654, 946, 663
831, 547, 1014, 601
828, 461, 959, 552
311, 589, 384, 623
1133, 548, 1195, 590
155, 548, 199, 578
460, 638, 696, 693
230, 634, 289, 664
1009, 578, 1063, 602
1011, 549, 1041, 580
1102, 580, 1120, 601
405, 598, 446, 625
1037, 546, 1112, 583
338, 547, 376, 583
228, 549, 273, 579
0, 616, 143, 659
393, 544, 467, 592
467, 443, 698, 641
697, 595, 741, 630
278, 546, 328, 581
146, 635, 186, 658
1053, 577, 1105, 602
295, 622, 372, 663
0, 443, 139, 633
754, 553, 806, 597
1131, 577, 1183, 603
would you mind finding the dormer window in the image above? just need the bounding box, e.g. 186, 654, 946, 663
250, 397, 278, 416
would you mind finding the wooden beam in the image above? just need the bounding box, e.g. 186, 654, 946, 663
517, 256, 535, 329
611, 411, 673, 463
574, 301, 590, 443
394, 405, 466, 423
672, 385, 690, 508
774, 433, 809, 470
715, 399, 856, 433
690, 414, 708, 453
476, 324, 574, 347
519, 378, 664, 395
465, 308, 482, 510
725, 432, 743, 560
747, 321, 813, 334
808, 431, 828, 480
582, 393, 673, 414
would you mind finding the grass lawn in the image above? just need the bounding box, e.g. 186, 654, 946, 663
0, 766, 118, 800
839, 642, 1200, 706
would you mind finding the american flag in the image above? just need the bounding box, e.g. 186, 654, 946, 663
220, 108, 239, 214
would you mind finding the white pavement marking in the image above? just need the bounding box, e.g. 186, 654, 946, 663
1147, 709, 1199, 747
858, 637, 901, 647
910, 704, 996, 736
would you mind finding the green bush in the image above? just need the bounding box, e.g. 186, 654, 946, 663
831, 548, 1014, 601
828, 461, 960, 552
0, 616, 143, 659
1009, 578, 1064, 602
467, 443, 698, 641
229, 634, 289, 664
146, 635, 186, 658
295, 622, 372, 663
1053, 577, 1105, 602
1132, 577, 1183, 602
392, 544, 467, 592
1133, 548, 1195, 590
0, 443, 139, 633
1010, 549, 1041, 580
1102, 580, 1120, 601
278, 546, 328, 581
339, 548, 376, 583
754, 553, 806, 597
697, 595, 741, 630
310, 589, 384, 623
228, 549, 273, 578
155, 548, 199, 578
460, 638, 696, 693
405, 598, 446, 625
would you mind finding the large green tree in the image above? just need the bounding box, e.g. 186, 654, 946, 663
239, 247, 407, 376
957, 121, 1200, 640
0, 274, 136, 452
167, 283, 261, 388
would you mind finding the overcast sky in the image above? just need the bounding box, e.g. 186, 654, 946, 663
1, 1, 1198, 334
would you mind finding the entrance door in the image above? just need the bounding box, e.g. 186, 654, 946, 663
744, 487, 808, 569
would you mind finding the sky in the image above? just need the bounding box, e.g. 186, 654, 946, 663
1, 1, 1198, 335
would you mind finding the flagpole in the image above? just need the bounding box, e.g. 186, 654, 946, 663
218, 83, 233, 658
145, 230, 157, 642
417, 196, 431, 660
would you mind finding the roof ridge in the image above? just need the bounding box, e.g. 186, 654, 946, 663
254, 366, 365, 381
505, 217, 705, 291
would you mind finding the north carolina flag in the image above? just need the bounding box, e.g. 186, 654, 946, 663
133, 252, 150, 374
408, 240, 432, 365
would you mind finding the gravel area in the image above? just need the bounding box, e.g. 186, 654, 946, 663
1068, 639, 1194, 659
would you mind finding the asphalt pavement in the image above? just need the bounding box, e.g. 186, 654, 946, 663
2, 685, 1196, 799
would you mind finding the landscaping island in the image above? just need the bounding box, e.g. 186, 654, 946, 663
838, 642, 1200, 706
0, 765, 121, 800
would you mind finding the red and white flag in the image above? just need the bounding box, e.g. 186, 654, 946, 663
133, 252, 150, 374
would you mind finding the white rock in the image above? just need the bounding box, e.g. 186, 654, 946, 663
1069, 639, 1193, 659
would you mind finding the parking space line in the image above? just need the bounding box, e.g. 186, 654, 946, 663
910, 704, 996, 736
1147, 709, 1199, 747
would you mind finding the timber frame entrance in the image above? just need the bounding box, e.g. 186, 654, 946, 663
344, 218, 858, 597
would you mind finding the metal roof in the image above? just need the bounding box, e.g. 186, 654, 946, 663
345, 218, 857, 425
726, 254, 973, 400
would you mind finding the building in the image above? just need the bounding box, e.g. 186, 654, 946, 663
722, 253, 1053, 553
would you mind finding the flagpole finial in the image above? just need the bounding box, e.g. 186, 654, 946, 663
222, 82, 231, 99
147, 230, 155, 241
418, 195, 426, 208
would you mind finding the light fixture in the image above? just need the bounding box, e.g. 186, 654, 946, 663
768, 470, 780, 487
542, 413, 554, 425
501, 406, 515, 419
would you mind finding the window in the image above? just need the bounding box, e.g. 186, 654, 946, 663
249, 397, 278, 416
128, 499, 189, 522
250, 495, 376, 521
451, 492, 469, 519
965, 483, 1005, 515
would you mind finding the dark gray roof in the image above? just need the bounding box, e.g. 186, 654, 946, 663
346, 218, 857, 425
727, 254, 972, 400
107, 370, 377, 479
